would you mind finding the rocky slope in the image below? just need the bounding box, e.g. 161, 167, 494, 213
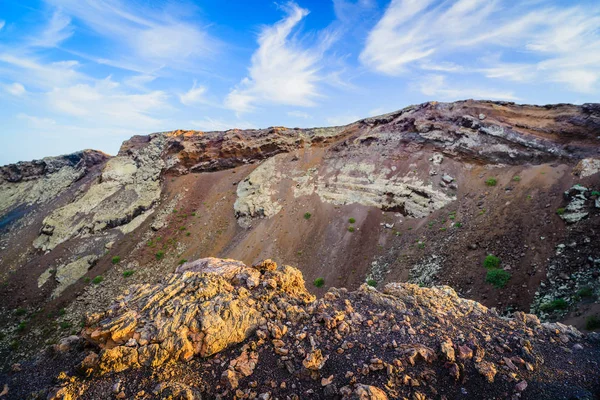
0, 100, 599, 384
2, 257, 599, 399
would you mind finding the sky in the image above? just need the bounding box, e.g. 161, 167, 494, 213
1, 0, 599, 165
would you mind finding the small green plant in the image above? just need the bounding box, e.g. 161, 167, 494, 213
417, 242, 425, 249
15, 308, 27, 316
92, 276, 104, 285
366, 279, 377, 287
172, 209, 178, 213
304, 212, 312, 220
591, 191, 600, 197
454, 222, 463, 228
348, 217, 356, 224
556, 208, 565, 215
577, 287, 594, 298
297, 250, 303, 256
156, 251, 165, 260
9, 340, 19, 350
526, 195, 532, 200
59, 322, 71, 330
16, 322, 26, 332
313, 277, 325, 288
485, 178, 497, 186
186, 232, 191, 237
486, 269, 511, 288
483, 255, 500, 269
58, 308, 66, 316
111, 256, 121, 264
586, 316, 600, 330
178, 259, 188, 265
84, 277, 91, 283
512, 175, 521, 182
191, 212, 197, 216
439, 227, 447, 232
540, 298, 568, 312
179, 226, 186, 231
348, 226, 355, 232
122, 270, 135, 278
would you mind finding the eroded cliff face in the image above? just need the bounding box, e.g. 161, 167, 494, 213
3, 258, 600, 399
0, 100, 599, 377
0, 150, 109, 217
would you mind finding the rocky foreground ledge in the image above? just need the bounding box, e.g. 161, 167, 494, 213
3, 258, 600, 400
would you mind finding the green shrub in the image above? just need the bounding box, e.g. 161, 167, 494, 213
111, 256, 121, 264
540, 298, 568, 312
304, 212, 312, 220
485, 178, 497, 186
348, 217, 356, 224
58, 308, 66, 316
178, 259, 188, 265
92, 276, 104, 285
15, 308, 27, 316
367, 279, 377, 287
591, 191, 600, 197
16, 322, 26, 332
417, 242, 425, 249
191, 212, 196, 216
313, 277, 325, 288
454, 222, 463, 228
512, 176, 521, 182
586, 316, 600, 330
577, 287, 594, 298
59, 322, 71, 330
186, 232, 191, 237
556, 208, 565, 215
483, 255, 500, 269
348, 226, 355, 232
485, 269, 511, 288
122, 270, 135, 278
156, 251, 165, 260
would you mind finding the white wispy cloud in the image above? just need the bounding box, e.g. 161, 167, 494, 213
0, 20, 5, 31
179, 80, 207, 106
31, 10, 73, 47
190, 117, 256, 132
44, 0, 215, 71
4, 82, 26, 96
0, 54, 85, 90
416, 74, 518, 101
17, 113, 57, 127
360, 0, 600, 93
123, 74, 157, 91
225, 2, 331, 113
46, 77, 169, 129
326, 114, 360, 126
287, 110, 312, 119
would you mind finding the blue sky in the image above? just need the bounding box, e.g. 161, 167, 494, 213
1, 0, 599, 164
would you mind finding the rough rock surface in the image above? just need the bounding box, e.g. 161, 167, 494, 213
33, 135, 166, 251
0, 150, 108, 216
1, 100, 599, 377
3, 257, 599, 399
